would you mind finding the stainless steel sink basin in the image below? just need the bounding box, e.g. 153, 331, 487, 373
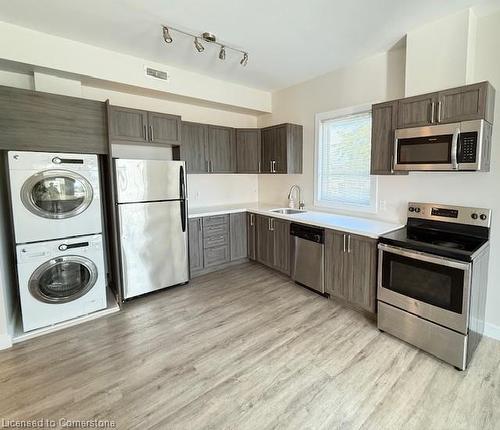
270, 208, 307, 215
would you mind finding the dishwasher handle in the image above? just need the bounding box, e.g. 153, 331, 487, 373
290, 223, 324, 244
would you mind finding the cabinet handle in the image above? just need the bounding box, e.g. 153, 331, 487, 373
149, 125, 154, 141
271, 218, 275, 231
430, 102, 435, 123
198, 218, 202, 231
390, 154, 394, 174
347, 235, 351, 253
269, 160, 273, 173
437, 101, 442, 123
143, 125, 147, 140
258, 161, 261, 173
343, 234, 346, 253
250, 213, 254, 226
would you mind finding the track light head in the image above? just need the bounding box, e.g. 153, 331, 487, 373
163, 26, 173, 43
240, 52, 248, 66
219, 46, 226, 61
194, 37, 204, 52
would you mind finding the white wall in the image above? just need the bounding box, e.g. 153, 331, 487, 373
405, 8, 476, 96
0, 20, 271, 113
257, 9, 500, 334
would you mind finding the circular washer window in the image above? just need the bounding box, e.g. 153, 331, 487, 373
29, 256, 98, 304
21, 170, 93, 219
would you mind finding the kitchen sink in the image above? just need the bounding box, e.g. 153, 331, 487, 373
270, 208, 307, 215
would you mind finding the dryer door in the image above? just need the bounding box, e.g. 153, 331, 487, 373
29, 256, 98, 303
21, 170, 94, 219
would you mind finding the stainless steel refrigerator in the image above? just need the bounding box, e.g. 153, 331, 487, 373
115, 159, 188, 299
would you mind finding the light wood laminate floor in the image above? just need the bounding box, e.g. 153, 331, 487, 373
1, 262, 499, 429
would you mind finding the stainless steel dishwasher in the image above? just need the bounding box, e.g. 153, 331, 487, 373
291, 223, 325, 294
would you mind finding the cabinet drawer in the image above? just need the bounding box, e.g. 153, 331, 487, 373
203, 223, 229, 237
203, 215, 229, 227
204, 234, 229, 249
204, 245, 230, 268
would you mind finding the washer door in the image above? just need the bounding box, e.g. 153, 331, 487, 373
29, 256, 98, 304
21, 170, 93, 219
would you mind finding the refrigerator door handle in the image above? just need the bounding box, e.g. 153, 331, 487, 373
180, 200, 187, 233
179, 165, 186, 200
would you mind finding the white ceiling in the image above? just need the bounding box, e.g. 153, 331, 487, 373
0, 0, 491, 91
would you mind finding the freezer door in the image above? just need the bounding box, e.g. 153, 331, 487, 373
118, 200, 189, 299
115, 159, 186, 203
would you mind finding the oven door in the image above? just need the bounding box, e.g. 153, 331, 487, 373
394, 123, 460, 171
377, 244, 471, 334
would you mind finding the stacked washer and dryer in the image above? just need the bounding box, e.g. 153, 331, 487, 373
8, 151, 107, 332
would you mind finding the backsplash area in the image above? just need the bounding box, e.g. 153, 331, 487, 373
187, 174, 259, 208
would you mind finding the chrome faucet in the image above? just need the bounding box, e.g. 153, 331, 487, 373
288, 184, 304, 210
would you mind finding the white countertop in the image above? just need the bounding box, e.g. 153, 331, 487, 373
188, 203, 403, 239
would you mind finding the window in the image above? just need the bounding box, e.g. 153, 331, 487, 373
315, 106, 377, 213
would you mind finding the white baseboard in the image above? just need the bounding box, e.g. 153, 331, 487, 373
484, 322, 500, 341
0, 334, 12, 350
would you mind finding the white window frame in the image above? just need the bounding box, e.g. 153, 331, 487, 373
314, 104, 378, 214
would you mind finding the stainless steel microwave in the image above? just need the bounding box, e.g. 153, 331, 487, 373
394, 119, 489, 171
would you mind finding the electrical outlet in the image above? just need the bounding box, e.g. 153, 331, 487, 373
379, 200, 387, 211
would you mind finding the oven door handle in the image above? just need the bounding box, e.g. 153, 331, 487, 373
451, 128, 460, 170
378, 243, 470, 270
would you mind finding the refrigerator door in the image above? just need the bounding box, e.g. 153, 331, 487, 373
115, 159, 186, 203
118, 200, 189, 299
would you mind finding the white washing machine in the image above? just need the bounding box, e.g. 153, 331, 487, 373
16, 234, 107, 332
8, 151, 103, 244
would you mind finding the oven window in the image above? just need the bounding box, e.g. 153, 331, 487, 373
382, 252, 464, 313
397, 134, 452, 164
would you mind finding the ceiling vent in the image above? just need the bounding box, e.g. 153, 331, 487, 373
145, 66, 169, 81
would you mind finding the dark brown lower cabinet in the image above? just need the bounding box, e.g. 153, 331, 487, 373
188, 218, 204, 273
325, 230, 377, 313
247, 213, 257, 260
230, 213, 247, 261
255, 214, 290, 275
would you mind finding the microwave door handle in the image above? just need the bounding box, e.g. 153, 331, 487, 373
451, 129, 460, 170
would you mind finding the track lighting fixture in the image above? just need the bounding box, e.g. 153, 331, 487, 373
194, 37, 204, 52
240, 52, 248, 67
219, 46, 226, 61
161, 24, 248, 66
162, 26, 173, 43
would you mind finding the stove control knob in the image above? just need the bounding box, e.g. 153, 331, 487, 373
58, 244, 68, 251
480, 214, 487, 221
471, 213, 478, 220
409, 207, 415, 212
415, 207, 421, 213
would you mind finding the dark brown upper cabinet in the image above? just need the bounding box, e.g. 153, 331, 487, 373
236, 128, 261, 173
180, 121, 208, 173
437, 82, 495, 124
0, 85, 107, 154
207, 125, 236, 173
109, 105, 181, 145
397, 93, 438, 129
397, 81, 495, 129
261, 123, 303, 174
370, 101, 407, 175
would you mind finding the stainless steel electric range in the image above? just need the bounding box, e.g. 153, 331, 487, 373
377, 202, 491, 370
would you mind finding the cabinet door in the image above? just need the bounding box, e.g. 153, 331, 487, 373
438, 82, 491, 124
273, 125, 288, 174
348, 235, 377, 313
272, 218, 290, 275
324, 230, 349, 300
256, 215, 274, 266
188, 218, 204, 273
397, 93, 438, 128
180, 122, 208, 173
148, 112, 181, 145
109, 106, 148, 142
247, 213, 257, 260
230, 213, 248, 261
236, 129, 261, 173
207, 126, 236, 173
261, 128, 276, 173
371, 101, 398, 175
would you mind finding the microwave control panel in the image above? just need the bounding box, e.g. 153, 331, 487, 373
458, 132, 478, 163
